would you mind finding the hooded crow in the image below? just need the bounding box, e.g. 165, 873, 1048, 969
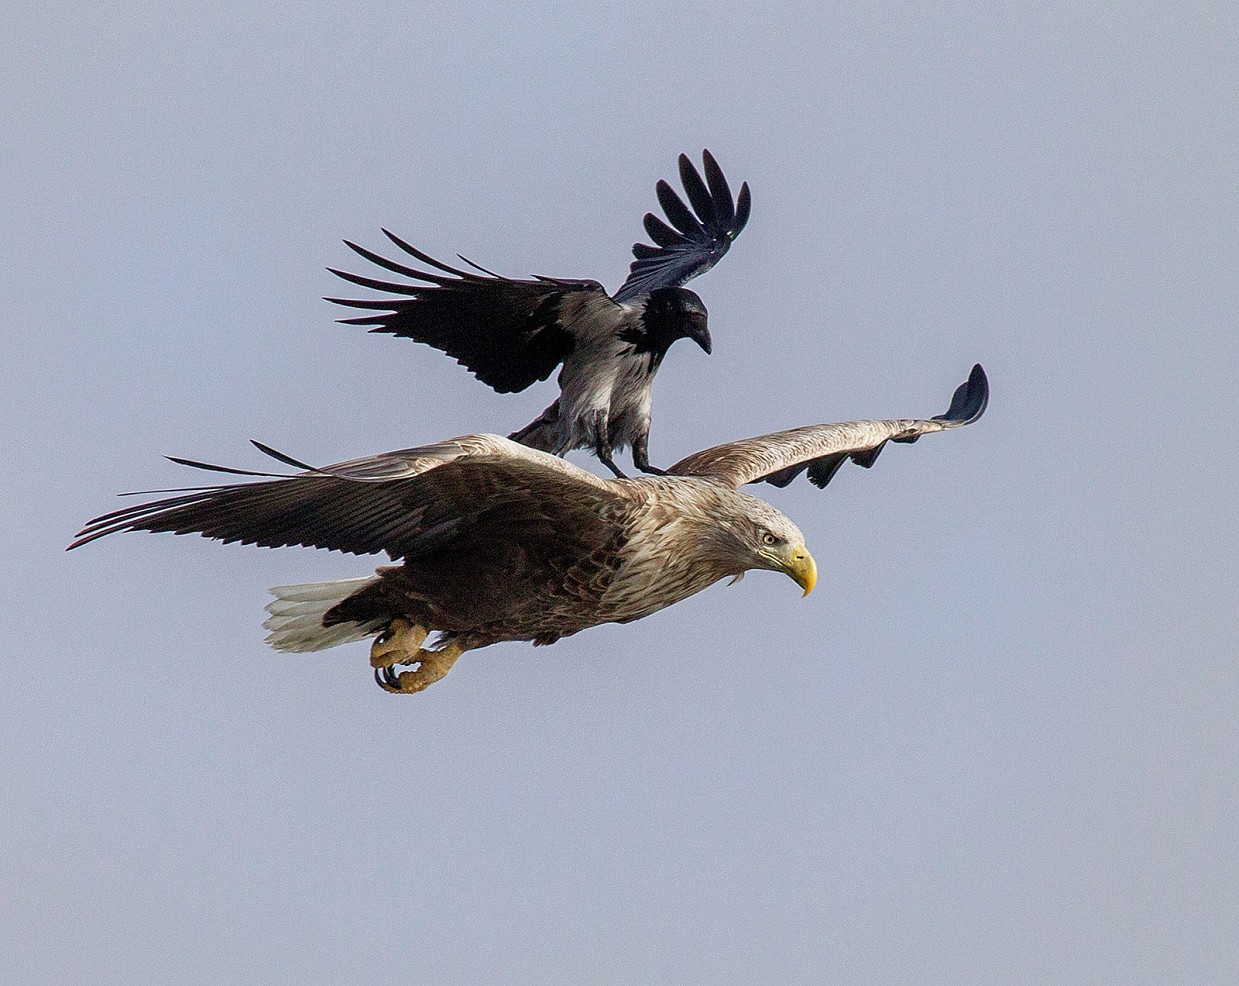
326, 150, 750, 476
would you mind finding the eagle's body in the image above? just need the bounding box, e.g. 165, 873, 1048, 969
319, 476, 801, 653
70, 366, 988, 694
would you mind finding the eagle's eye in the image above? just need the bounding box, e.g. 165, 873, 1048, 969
761, 532, 778, 546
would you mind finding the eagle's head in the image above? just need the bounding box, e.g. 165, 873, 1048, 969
693, 491, 817, 596
740, 499, 816, 596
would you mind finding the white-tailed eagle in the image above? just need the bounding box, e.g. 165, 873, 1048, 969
326, 150, 750, 477
69, 366, 987, 695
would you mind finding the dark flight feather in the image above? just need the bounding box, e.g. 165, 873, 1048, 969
614, 150, 751, 303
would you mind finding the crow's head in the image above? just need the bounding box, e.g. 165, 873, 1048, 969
641, 287, 711, 355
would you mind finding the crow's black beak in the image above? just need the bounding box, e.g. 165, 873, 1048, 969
689, 320, 712, 355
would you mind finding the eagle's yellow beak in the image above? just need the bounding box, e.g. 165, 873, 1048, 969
784, 545, 817, 597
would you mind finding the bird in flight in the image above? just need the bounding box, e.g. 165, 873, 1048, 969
69, 366, 988, 696
326, 150, 750, 477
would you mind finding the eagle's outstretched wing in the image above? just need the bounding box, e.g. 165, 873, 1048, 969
667, 364, 989, 490
68, 435, 618, 559
613, 149, 751, 303
326, 233, 618, 394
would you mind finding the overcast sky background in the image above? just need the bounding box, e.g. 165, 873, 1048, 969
4, 3, 1236, 983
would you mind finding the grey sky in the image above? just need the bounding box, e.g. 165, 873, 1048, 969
4, 2, 1236, 983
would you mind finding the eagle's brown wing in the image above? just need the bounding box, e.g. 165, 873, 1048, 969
68, 435, 621, 560
667, 364, 988, 490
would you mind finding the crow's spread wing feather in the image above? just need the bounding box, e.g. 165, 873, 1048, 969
327, 231, 617, 394
667, 365, 988, 490
614, 150, 751, 303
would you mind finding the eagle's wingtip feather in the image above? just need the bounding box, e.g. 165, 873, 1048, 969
934, 364, 989, 426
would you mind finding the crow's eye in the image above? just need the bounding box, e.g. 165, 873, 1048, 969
762, 532, 778, 546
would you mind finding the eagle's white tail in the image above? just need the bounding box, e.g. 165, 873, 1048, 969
263, 577, 386, 652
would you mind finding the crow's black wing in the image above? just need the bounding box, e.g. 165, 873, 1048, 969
327, 231, 620, 393
613, 150, 751, 303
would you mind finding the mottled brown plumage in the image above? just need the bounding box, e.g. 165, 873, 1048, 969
69, 366, 986, 694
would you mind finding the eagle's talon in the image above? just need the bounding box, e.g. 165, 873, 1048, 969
374, 666, 401, 692
371, 640, 465, 695
374, 664, 424, 695
370, 618, 429, 668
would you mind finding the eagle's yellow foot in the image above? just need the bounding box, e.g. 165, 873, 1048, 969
369, 618, 429, 669
373, 642, 464, 695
